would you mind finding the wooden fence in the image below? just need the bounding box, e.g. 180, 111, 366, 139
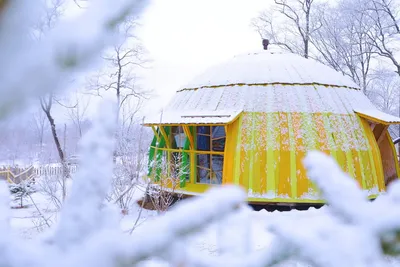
34, 165, 78, 177
0, 165, 78, 184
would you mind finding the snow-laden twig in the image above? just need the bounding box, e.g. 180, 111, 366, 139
28, 194, 52, 228
119, 185, 246, 264
49, 185, 247, 267
262, 150, 400, 267
0, 181, 11, 265
129, 182, 150, 234
52, 101, 117, 249
303, 151, 371, 223
0, 0, 150, 119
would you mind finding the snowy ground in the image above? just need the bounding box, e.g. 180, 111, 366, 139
8, 178, 400, 267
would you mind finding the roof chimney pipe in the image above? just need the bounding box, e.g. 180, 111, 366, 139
262, 39, 269, 50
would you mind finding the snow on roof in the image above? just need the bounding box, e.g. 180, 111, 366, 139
182, 50, 359, 90
160, 84, 376, 116
143, 110, 242, 125
353, 109, 400, 124
144, 50, 399, 126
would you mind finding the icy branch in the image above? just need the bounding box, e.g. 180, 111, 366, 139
51, 101, 117, 249
69, 186, 247, 266
0, 181, 12, 265
262, 151, 400, 266
303, 151, 371, 223
0, 0, 150, 119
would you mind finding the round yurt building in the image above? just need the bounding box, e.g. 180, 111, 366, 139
144, 42, 400, 206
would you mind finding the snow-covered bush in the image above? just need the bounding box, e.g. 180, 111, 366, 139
9, 180, 35, 208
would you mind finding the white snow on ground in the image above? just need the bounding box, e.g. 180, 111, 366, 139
9, 180, 400, 267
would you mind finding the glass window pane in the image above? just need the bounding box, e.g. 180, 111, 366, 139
197, 126, 210, 151
211, 155, 223, 184
194, 125, 225, 185
212, 126, 226, 152
172, 126, 185, 149
197, 154, 210, 183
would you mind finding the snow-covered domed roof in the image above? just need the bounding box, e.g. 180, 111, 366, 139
182, 49, 359, 90
144, 47, 400, 126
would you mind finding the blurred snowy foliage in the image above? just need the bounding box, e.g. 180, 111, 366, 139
1, 0, 400, 267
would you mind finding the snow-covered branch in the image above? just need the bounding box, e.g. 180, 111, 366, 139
0, 0, 149, 119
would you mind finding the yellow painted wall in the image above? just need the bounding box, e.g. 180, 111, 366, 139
149, 112, 387, 204
222, 112, 384, 202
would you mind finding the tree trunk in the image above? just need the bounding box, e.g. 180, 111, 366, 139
304, 0, 311, 59
113, 53, 123, 163
43, 108, 69, 201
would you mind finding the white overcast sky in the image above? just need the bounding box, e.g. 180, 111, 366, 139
137, 0, 271, 114
50, 0, 272, 121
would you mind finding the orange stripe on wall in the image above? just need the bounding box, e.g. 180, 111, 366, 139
359, 118, 384, 191
251, 113, 266, 194
223, 119, 238, 184
349, 116, 368, 189
259, 113, 268, 195
328, 113, 348, 175
291, 112, 308, 197
239, 114, 251, 191
359, 150, 372, 188
351, 148, 363, 188
277, 112, 291, 197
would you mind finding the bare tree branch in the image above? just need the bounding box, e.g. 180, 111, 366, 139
252, 0, 319, 58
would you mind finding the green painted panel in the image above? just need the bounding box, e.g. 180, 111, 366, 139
147, 133, 158, 176
155, 126, 170, 181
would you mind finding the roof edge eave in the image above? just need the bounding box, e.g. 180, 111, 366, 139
177, 82, 360, 92
354, 109, 400, 125
142, 110, 243, 127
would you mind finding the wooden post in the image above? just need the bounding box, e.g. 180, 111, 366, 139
6, 166, 10, 183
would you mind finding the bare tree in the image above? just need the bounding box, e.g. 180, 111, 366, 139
362, 0, 400, 76
84, 17, 153, 213
40, 93, 69, 201
310, 0, 375, 93
368, 68, 400, 112
360, 0, 400, 144
252, 0, 322, 58
32, 0, 64, 40
109, 115, 153, 213
66, 89, 91, 139
33, 0, 71, 203
31, 107, 49, 157
88, 18, 151, 123
138, 151, 185, 213
87, 17, 152, 171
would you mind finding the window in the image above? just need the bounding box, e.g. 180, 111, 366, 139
196, 126, 226, 184
148, 125, 226, 186
171, 126, 185, 149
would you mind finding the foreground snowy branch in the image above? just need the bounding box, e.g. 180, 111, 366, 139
0, 0, 149, 119
7, 147, 400, 267
51, 101, 117, 249
2, 1, 400, 267
263, 151, 400, 267
0, 97, 247, 267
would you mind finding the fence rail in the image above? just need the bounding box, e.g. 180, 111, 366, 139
0, 165, 78, 184
34, 165, 78, 177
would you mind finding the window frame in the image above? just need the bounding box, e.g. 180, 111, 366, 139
148, 124, 226, 187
